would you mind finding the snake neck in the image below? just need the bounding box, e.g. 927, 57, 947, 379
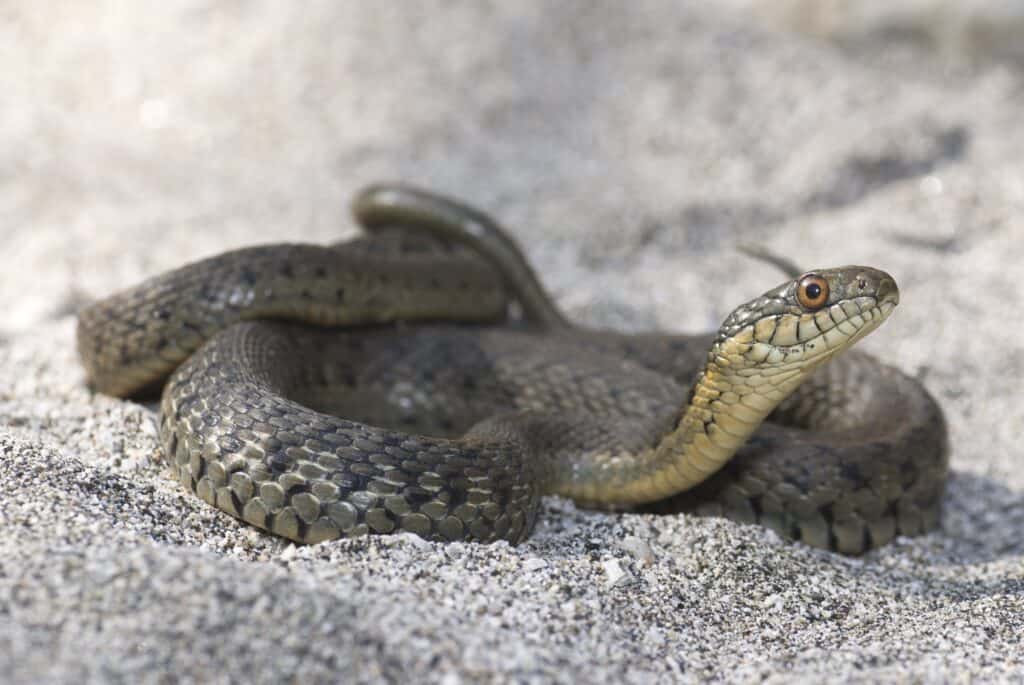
569, 328, 829, 505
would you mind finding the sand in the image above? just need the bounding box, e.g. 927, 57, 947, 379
1, 2, 1022, 682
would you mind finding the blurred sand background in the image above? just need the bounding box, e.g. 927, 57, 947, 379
1, 2, 1022, 682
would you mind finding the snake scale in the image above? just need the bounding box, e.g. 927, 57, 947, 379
77, 184, 948, 554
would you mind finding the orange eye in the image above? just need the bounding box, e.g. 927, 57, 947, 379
797, 274, 829, 310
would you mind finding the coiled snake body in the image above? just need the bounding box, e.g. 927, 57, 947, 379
77, 185, 948, 554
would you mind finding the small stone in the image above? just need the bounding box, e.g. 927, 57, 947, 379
602, 559, 633, 588
617, 536, 655, 566
383, 531, 431, 549
523, 557, 548, 572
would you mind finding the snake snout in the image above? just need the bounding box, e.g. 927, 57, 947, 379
876, 275, 899, 306
851, 267, 899, 307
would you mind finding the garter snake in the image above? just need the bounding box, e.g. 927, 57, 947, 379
77, 185, 948, 553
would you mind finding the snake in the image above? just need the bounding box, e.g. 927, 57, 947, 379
76, 184, 948, 554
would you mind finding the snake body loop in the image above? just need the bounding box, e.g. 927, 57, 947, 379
77, 185, 948, 553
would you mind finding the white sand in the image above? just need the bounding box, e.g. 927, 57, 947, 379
1, 3, 1022, 682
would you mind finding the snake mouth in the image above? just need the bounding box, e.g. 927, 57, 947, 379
834, 297, 895, 354
827, 295, 897, 354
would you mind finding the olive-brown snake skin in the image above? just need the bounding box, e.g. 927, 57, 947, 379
77, 185, 948, 554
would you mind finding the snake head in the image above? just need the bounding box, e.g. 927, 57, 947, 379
716, 266, 900, 371
649, 266, 901, 502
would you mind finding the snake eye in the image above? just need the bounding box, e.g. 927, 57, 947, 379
797, 274, 829, 310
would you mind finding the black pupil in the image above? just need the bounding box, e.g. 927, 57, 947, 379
805, 283, 822, 300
